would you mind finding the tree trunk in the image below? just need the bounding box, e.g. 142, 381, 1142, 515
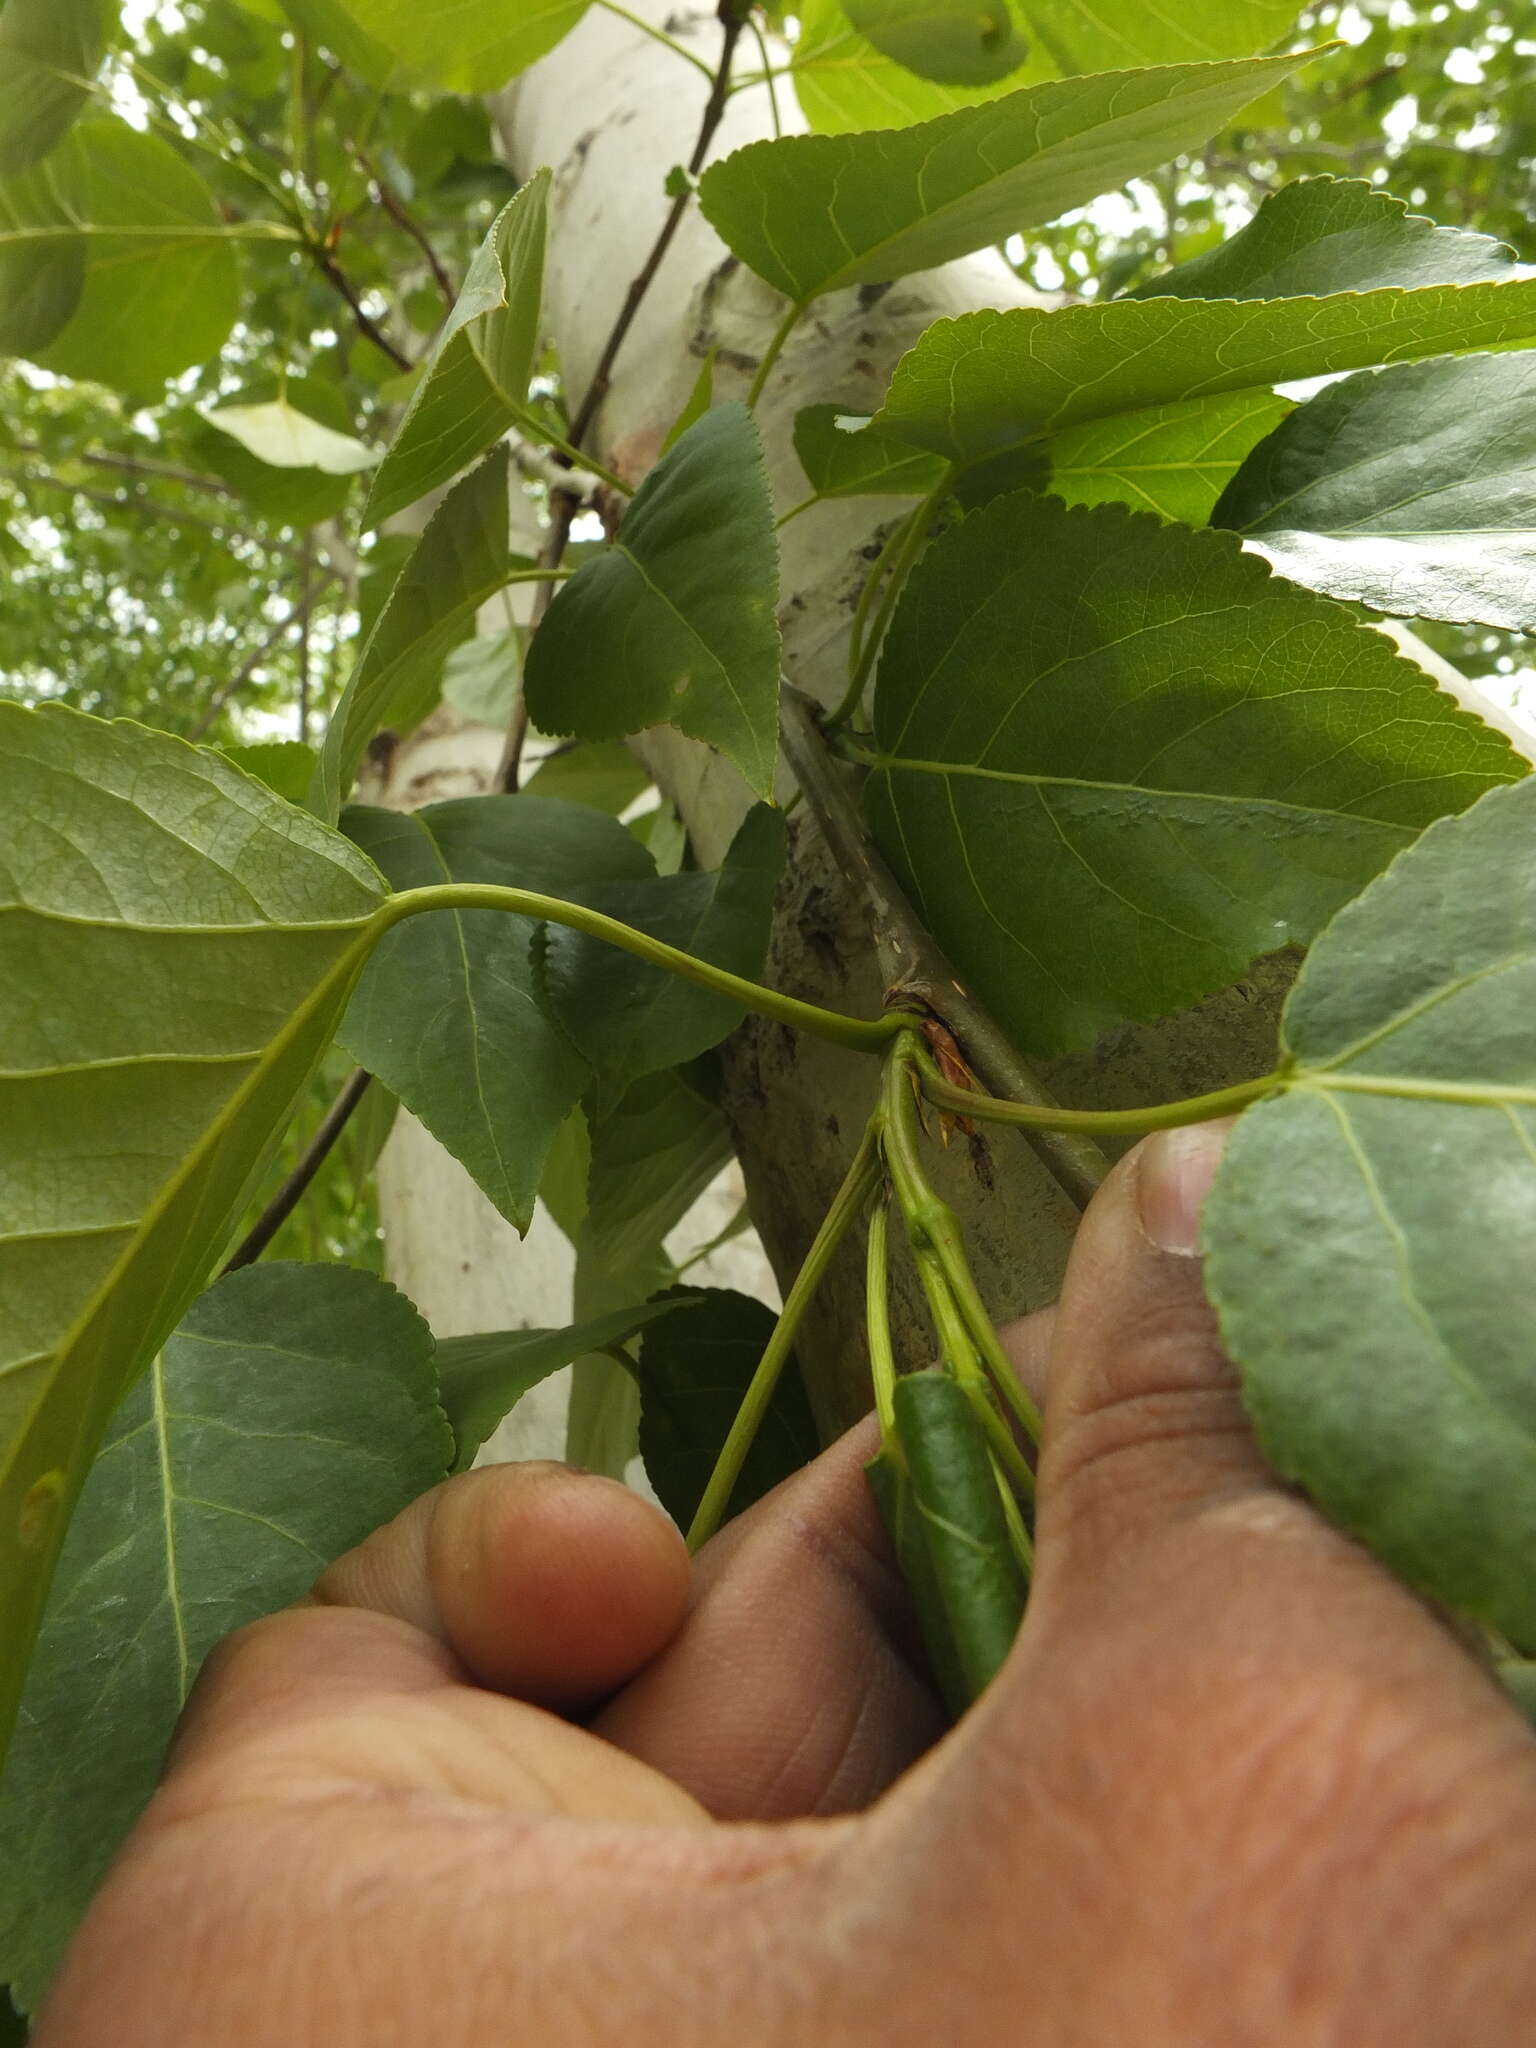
374, 4, 1533, 1444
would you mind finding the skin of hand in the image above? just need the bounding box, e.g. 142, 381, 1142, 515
35, 1125, 1536, 2047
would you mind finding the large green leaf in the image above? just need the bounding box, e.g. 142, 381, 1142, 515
1212, 353, 1536, 632
866, 493, 1523, 1053
1205, 775, 1536, 1652
874, 280, 1536, 468
365, 172, 549, 528
790, 0, 1055, 133
0, 705, 385, 1765
521, 739, 651, 816
538, 806, 786, 1087
1044, 389, 1292, 525
843, 0, 1028, 85
440, 628, 521, 728
440, 1300, 687, 1474
523, 406, 781, 800
0, 120, 241, 388
1019, 0, 1298, 71
793, 404, 948, 500
321, 0, 584, 89
637, 1288, 818, 1530
699, 50, 1310, 308
339, 796, 654, 1232
0, 0, 117, 174
310, 448, 511, 820
0, 1263, 447, 2014
1130, 177, 1516, 301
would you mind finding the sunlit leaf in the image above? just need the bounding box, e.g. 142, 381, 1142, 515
0, 0, 118, 175
201, 396, 378, 474
866, 493, 1523, 1052
1045, 388, 1291, 525
0, 1263, 446, 2015
842, 0, 1028, 86
791, 0, 1055, 134
323, 0, 584, 92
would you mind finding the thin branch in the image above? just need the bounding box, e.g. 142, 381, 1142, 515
5, 438, 233, 496
497, 488, 580, 792
222, 1069, 374, 1274
188, 608, 301, 741
567, 0, 745, 448
354, 146, 458, 307
778, 687, 1109, 1211
311, 243, 413, 371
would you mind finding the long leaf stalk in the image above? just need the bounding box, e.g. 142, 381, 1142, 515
829, 476, 951, 725
687, 1127, 884, 1549
916, 1057, 1281, 1136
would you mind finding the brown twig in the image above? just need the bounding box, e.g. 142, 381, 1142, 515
312, 244, 413, 371
5, 439, 233, 495
188, 609, 302, 741
356, 148, 459, 308
222, 1068, 374, 1273
567, 0, 744, 447
778, 688, 1109, 1211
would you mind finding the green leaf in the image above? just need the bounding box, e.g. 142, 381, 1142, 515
791, 0, 1056, 134
792, 404, 949, 500
1211, 353, 1536, 632
322, 0, 583, 91
886, 1369, 1025, 1708
218, 740, 317, 803
1130, 176, 1516, 301
874, 279, 1536, 470
0, 704, 385, 1765
311, 448, 511, 821
538, 805, 786, 1086
701, 51, 1310, 308
0, 1989, 22, 2043
843, 0, 1028, 86
338, 795, 653, 1232
1018, 0, 1299, 72
439, 1301, 688, 1474
1204, 775, 1536, 1653
523, 405, 781, 800
0, 120, 241, 388
866, 493, 1523, 1054
637, 1288, 818, 1530
440, 628, 521, 727
364, 172, 549, 528
1045, 388, 1292, 525
0, 1263, 447, 2012
522, 740, 651, 816
661, 350, 716, 457
0, 0, 117, 175
200, 395, 378, 474
186, 375, 365, 524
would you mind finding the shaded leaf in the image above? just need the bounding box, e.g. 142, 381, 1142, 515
700, 50, 1310, 307
1045, 388, 1291, 525
637, 1288, 817, 1529
1130, 176, 1515, 301
843, 0, 1028, 86
866, 493, 1522, 1053
1212, 353, 1536, 631
0, 0, 117, 175
0, 120, 242, 389
539, 805, 786, 1086
793, 404, 948, 499
338, 795, 653, 1232
875, 281, 1536, 472
365, 172, 549, 528
440, 1300, 688, 1474
793, 0, 1054, 133
218, 740, 316, 802
524, 405, 781, 799
0, 704, 385, 1764
522, 739, 651, 815
441, 627, 520, 727
310, 448, 510, 820
1205, 775, 1536, 1651
0, 1263, 447, 2013
322, 0, 583, 93
201, 396, 377, 473
661, 350, 716, 456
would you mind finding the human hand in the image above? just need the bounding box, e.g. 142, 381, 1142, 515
37, 1126, 1536, 2046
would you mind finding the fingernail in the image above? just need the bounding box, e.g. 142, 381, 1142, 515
1136, 1120, 1233, 1257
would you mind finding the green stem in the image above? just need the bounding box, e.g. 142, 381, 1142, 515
829, 477, 949, 725
593, 0, 718, 78
745, 301, 805, 410
688, 1129, 883, 1549
500, 565, 576, 587
840, 509, 917, 713
747, 13, 784, 135
375, 884, 904, 1054
514, 413, 632, 498
866, 1191, 897, 1440
917, 1062, 1282, 1137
